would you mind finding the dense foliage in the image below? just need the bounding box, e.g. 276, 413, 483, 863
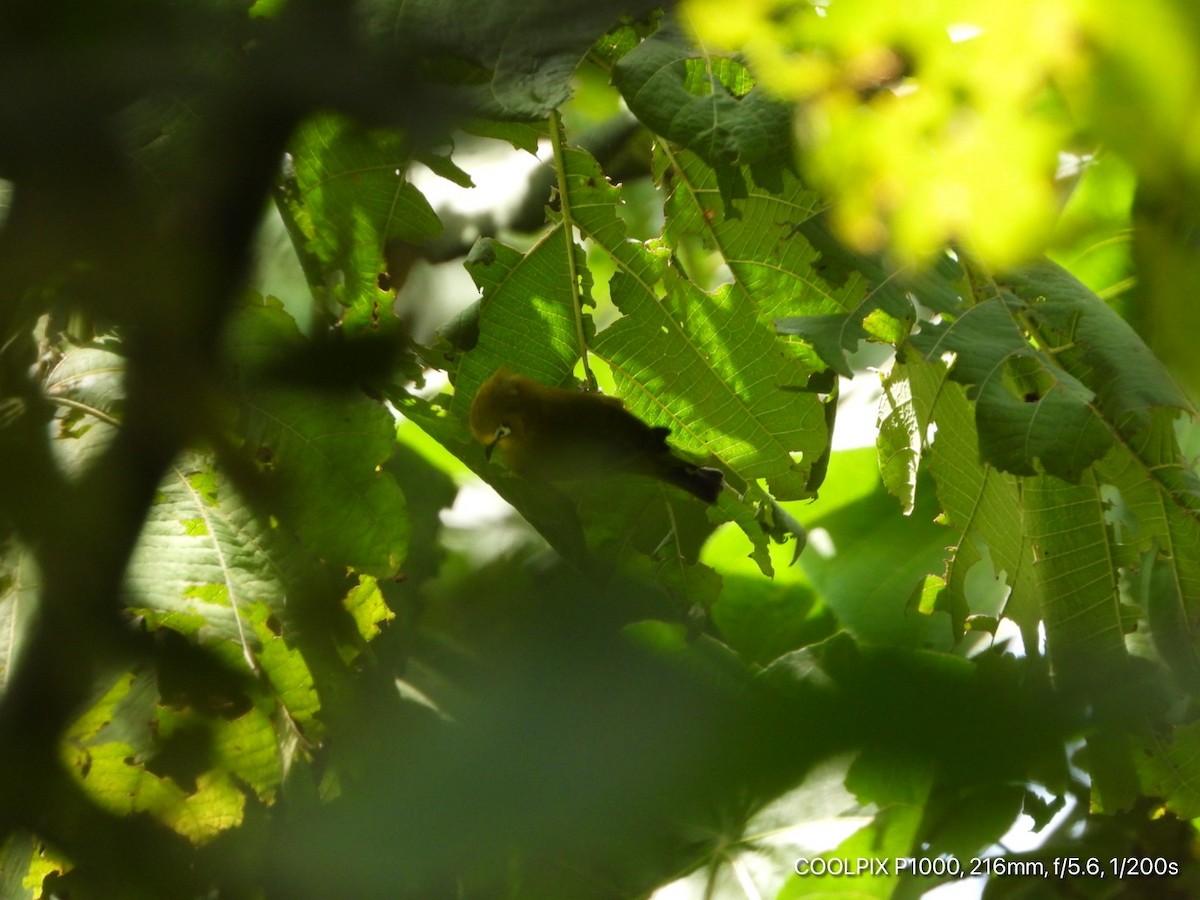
1, 1, 1199, 898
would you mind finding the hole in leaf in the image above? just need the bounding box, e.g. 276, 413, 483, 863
1000, 354, 1054, 404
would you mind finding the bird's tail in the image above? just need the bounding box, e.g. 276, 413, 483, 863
659, 459, 725, 505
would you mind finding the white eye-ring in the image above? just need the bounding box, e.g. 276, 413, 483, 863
483, 424, 512, 462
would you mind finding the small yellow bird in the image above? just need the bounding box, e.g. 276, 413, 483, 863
469, 368, 724, 504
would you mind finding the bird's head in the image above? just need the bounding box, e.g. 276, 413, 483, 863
469, 368, 530, 462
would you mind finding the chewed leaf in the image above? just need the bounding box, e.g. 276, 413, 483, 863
562, 146, 827, 502
776, 314, 864, 379
910, 297, 1112, 480
287, 116, 441, 326
998, 260, 1194, 434
226, 301, 409, 578
613, 22, 793, 169
363, 0, 664, 119
451, 232, 592, 418
910, 260, 1194, 482
661, 149, 935, 377
343, 575, 396, 643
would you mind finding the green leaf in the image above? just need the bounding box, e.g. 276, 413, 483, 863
416, 148, 474, 190
44, 345, 124, 477
775, 315, 868, 379
1048, 154, 1136, 310
227, 300, 408, 577
65, 671, 140, 747
459, 119, 545, 154
597, 218, 819, 552
710, 575, 833, 666
249, 0, 286, 17
910, 259, 1193, 481
1024, 471, 1137, 813
439, 145, 831, 575
1138, 721, 1200, 818
658, 148, 960, 382
791, 447, 955, 650
60, 672, 253, 845
898, 354, 1042, 644
361, 0, 663, 119
590, 13, 662, 69
397, 393, 596, 573
564, 147, 827, 501
998, 259, 1192, 437
65, 740, 246, 845
922, 782, 1027, 862
43, 327, 342, 762
0, 831, 67, 900
660, 147, 843, 326
790, 217, 966, 318
124, 460, 323, 749
234, 389, 408, 575
781, 756, 932, 898
342, 575, 395, 643
0, 543, 37, 700
126, 456, 293, 649
1025, 472, 1127, 686
877, 354, 942, 514
580, 479, 715, 561
252, 613, 322, 739
1095, 408, 1200, 698
1141, 541, 1200, 692
450, 231, 592, 419
209, 703, 282, 803
909, 295, 1113, 480
613, 20, 793, 168
287, 115, 441, 323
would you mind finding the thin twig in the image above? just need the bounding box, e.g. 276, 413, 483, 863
548, 110, 597, 390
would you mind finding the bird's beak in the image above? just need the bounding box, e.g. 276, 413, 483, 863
483, 425, 509, 462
